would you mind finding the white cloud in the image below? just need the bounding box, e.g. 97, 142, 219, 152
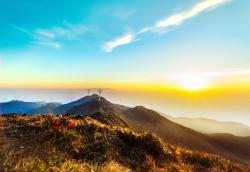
13, 25, 32, 35
103, 0, 230, 52
103, 33, 135, 52
35, 23, 87, 40
138, 27, 152, 34
155, 0, 229, 29
35, 29, 55, 39
35, 41, 62, 49
15, 22, 87, 49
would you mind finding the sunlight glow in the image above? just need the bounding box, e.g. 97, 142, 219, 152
180, 78, 207, 91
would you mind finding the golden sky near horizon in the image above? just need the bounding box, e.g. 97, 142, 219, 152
1, 70, 250, 126
2, 69, 250, 92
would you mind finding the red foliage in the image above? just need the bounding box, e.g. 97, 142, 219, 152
51, 121, 61, 130
67, 119, 77, 129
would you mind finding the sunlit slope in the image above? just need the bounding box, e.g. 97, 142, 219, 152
1, 95, 250, 165
65, 95, 250, 165
0, 115, 246, 172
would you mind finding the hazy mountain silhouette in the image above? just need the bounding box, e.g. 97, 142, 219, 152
163, 115, 250, 136
28, 102, 62, 114
0, 100, 62, 115
0, 100, 44, 114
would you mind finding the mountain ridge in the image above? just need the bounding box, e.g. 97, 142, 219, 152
1, 95, 250, 165
162, 115, 250, 136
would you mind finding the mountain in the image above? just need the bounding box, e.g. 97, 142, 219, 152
1, 95, 250, 165
66, 95, 129, 127
0, 114, 246, 171
63, 95, 250, 165
52, 94, 104, 114
28, 102, 62, 114
0, 100, 61, 115
121, 106, 250, 165
0, 100, 44, 114
162, 116, 250, 136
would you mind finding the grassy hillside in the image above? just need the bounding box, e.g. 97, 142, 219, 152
0, 114, 247, 172
122, 106, 250, 165
11, 95, 248, 166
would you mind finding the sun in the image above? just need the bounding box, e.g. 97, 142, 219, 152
180, 77, 207, 91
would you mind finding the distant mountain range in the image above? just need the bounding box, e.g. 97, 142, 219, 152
1, 94, 250, 165
0, 100, 61, 114
162, 114, 250, 137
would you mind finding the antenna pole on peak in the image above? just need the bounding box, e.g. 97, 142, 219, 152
98, 89, 103, 101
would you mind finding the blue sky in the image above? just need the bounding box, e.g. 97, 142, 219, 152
1, 0, 250, 124
0, 0, 250, 87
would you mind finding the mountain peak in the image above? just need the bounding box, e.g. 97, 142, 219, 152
53, 94, 112, 115
77, 94, 109, 104
8, 100, 24, 103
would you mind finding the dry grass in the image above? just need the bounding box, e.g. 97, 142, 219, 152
0, 114, 248, 172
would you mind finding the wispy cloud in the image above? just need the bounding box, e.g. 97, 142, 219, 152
103, 33, 135, 52
13, 25, 33, 36
35, 41, 62, 49
35, 29, 55, 39
155, 0, 228, 29
15, 22, 88, 49
35, 22, 87, 40
103, 0, 230, 52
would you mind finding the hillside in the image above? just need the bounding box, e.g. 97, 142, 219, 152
163, 115, 250, 136
64, 95, 250, 165
121, 106, 250, 165
53, 94, 107, 114
0, 115, 246, 172
1, 95, 250, 166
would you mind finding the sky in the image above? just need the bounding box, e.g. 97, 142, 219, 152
0, 0, 250, 124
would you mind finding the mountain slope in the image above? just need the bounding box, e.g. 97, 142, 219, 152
65, 95, 250, 165
28, 102, 62, 114
1, 95, 250, 165
0, 115, 246, 172
53, 94, 106, 114
66, 95, 128, 127
121, 106, 250, 165
162, 116, 250, 136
